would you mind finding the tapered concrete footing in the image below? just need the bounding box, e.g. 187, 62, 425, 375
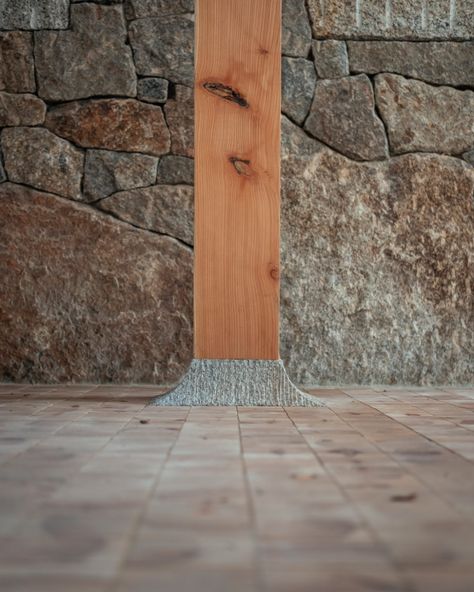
150, 359, 323, 406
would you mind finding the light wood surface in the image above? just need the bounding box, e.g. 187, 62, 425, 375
194, 0, 281, 359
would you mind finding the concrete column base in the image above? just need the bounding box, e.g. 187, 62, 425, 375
150, 359, 323, 406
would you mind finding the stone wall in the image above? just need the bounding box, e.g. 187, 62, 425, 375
0, 0, 472, 385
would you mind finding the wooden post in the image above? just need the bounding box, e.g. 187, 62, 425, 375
153, 0, 319, 406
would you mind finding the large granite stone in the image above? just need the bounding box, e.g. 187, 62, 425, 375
0, 32, 35, 92
45, 99, 170, 156
281, 144, 474, 385
0, 92, 46, 126
156, 155, 194, 185
281, 114, 324, 160
137, 78, 169, 104
312, 40, 349, 79
282, 57, 316, 125
1, 128, 84, 201
375, 74, 474, 155
164, 85, 194, 157
307, 0, 473, 40
0, 0, 69, 30
0, 182, 192, 383
305, 74, 388, 161
98, 184, 194, 245
129, 15, 194, 86
83, 150, 158, 202
282, 0, 311, 58
125, 0, 193, 18
463, 150, 474, 166
348, 41, 474, 88
35, 4, 136, 102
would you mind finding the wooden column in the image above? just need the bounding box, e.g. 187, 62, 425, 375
194, 0, 281, 360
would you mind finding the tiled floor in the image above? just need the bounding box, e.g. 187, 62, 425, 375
1, 384, 474, 591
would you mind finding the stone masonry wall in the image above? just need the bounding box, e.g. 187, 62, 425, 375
0, 0, 473, 385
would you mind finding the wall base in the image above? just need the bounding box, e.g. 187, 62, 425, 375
150, 359, 322, 406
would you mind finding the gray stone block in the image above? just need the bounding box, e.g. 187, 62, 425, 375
151, 359, 322, 406
137, 78, 169, 104
313, 40, 349, 79
156, 155, 194, 185
0, 0, 69, 30
282, 57, 316, 125
282, 0, 311, 57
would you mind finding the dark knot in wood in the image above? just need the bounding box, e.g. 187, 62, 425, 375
229, 157, 252, 177
202, 82, 249, 108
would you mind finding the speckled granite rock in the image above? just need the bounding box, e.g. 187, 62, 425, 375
0, 92, 46, 126
281, 114, 324, 160
375, 74, 474, 155
348, 41, 474, 88
0, 158, 5, 183
0, 0, 69, 30
164, 85, 194, 157
35, 4, 136, 101
281, 143, 474, 385
156, 155, 193, 185
463, 150, 474, 166
282, 57, 316, 125
98, 184, 194, 245
125, 0, 193, 18
45, 99, 170, 156
83, 150, 158, 202
307, 0, 473, 40
0, 32, 35, 92
282, 0, 311, 58
313, 40, 349, 79
129, 15, 194, 86
0, 182, 192, 383
1, 127, 83, 200
137, 78, 169, 104
305, 74, 388, 161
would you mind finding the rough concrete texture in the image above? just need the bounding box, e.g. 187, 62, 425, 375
152, 359, 322, 406
375, 74, 474, 155
34, 4, 136, 101
0, 183, 193, 383
281, 142, 474, 385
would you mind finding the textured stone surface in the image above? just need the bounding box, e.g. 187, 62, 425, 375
0, 182, 192, 383
305, 75, 388, 161
164, 85, 194, 157
98, 184, 194, 244
0, 92, 45, 126
0, 156, 5, 183
282, 0, 311, 58
0, 32, 35, 92
1, 128, 83, 200
45, 99, 170, 156
156, 155, 193, 185
153, 359, 321, 406
137, 77, 169, 104
313, 40, 349, 79
375, 74, 474, 155
129, 15, 194, 86
35, 4, 136, 102
348, 41, 474, 88
281, 143, 474, 385
0, 0, 69, 30
125, 0, 193, 18
83, 150, 158, 202
307, 0, 473, 40
281, 115, 324, 160
463, 149, 474, 166
282, 57, 316, 125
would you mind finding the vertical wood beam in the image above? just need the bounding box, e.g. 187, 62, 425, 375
194, 0, 281, 360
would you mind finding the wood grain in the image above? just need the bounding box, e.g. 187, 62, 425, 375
194, 0, 281, 359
